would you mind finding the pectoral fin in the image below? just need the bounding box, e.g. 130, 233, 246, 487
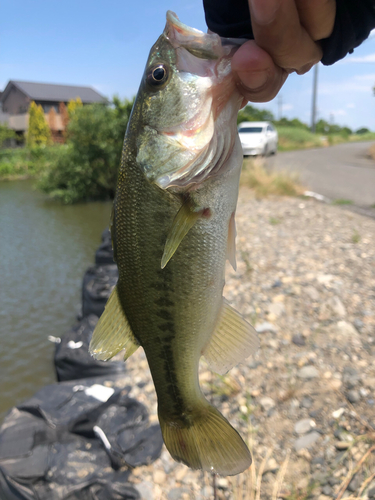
89, 286, 139, 361
161, 199, 206, 269
202, 299, 259, 375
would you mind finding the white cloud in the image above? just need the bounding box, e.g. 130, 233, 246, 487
330, 109, 347, 117
282, 103, 294, 111
319, 80, 371, 94
346, 53, 375, 63
354, 73, 375, 81
346, 103, 356, 109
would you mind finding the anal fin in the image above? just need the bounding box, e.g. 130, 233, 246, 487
89, 286, 139, 361
202, 299, 259, 375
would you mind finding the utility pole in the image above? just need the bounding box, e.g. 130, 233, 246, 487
311, 64, 318, 133
278, 94, 282, 121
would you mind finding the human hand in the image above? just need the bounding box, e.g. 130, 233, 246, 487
231, 0, 336, 104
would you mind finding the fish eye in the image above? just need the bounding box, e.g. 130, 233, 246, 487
146, 64, 169, 89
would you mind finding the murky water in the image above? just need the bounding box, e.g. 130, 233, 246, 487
0, 180, 112, 422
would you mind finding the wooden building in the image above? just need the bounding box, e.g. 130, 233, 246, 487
0, 80, 107, 142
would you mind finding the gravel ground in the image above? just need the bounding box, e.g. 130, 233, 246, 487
111, 190, 375, 500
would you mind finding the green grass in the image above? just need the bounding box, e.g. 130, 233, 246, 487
276, 126, 323, 151
276, 127, 375, 152
332, 199, 353, 205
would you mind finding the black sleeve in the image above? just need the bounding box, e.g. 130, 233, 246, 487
203, 0, 375, 66
321, 0, 375, 65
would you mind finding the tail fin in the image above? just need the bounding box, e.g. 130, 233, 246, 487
159, 402, 251, 476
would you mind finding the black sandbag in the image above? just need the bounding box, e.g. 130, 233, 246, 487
0, 466, 35, 500
54, 315, 125, 382
101, 227, 111, 243
82, 265, 118, 318
15, 377, 123, 435
95, 240, 115, 265
0, 378, 165, 500
0, 439, 139, 500
94, 394, 164, 468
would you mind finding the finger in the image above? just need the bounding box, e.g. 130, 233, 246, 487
232, 40, 288, 103
296, 0, 336, 40
248, 0, 322, 73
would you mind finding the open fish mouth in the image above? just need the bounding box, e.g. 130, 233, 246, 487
164, 11, 224, 61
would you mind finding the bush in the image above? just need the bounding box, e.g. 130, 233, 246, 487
38, 97, 134, 203
276, 126, 323, 151
0, 124, 16, 147
0, 146, 60, 179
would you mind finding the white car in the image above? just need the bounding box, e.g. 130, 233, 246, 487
238, 121, 278, 156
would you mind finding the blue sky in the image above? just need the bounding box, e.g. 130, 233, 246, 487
2, 0, 375, 131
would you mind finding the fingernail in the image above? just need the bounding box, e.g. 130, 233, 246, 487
249, 0, 279, 25
239, 70, 268, 90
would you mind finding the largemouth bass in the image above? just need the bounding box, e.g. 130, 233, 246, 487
90, 11, 259, 476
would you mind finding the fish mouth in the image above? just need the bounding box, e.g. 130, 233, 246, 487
164, 11, 224, 61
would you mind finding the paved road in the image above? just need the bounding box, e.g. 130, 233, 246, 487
265, 141, 375, 207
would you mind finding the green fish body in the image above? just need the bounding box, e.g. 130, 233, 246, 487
90, 12, 259, 476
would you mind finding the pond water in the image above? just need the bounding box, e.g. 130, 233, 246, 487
0, 180, 112, 422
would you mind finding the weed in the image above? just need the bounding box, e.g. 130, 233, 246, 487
285, 481, 317, 500
278, 386, 297, 403
209, 374, 242, 399
240, 250, 254, 275
351, 230, 361, 244
241, 158, 303, 197
332, 199, 353, 205
269, 217, 281, 225
368, 143, 375, 161
231, 444, 291, 500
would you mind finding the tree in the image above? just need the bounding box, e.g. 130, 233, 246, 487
47, 107, 57, 131
38, 97, 135, 203
237, 104, 274, 125
274, 117, 310, 130
59, 102, 69, 134
0, 124, 16, 148
315, 119, 352, 136
67, 97, 83, 117
27, 101, 51, 147
356, 127, 370, 135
